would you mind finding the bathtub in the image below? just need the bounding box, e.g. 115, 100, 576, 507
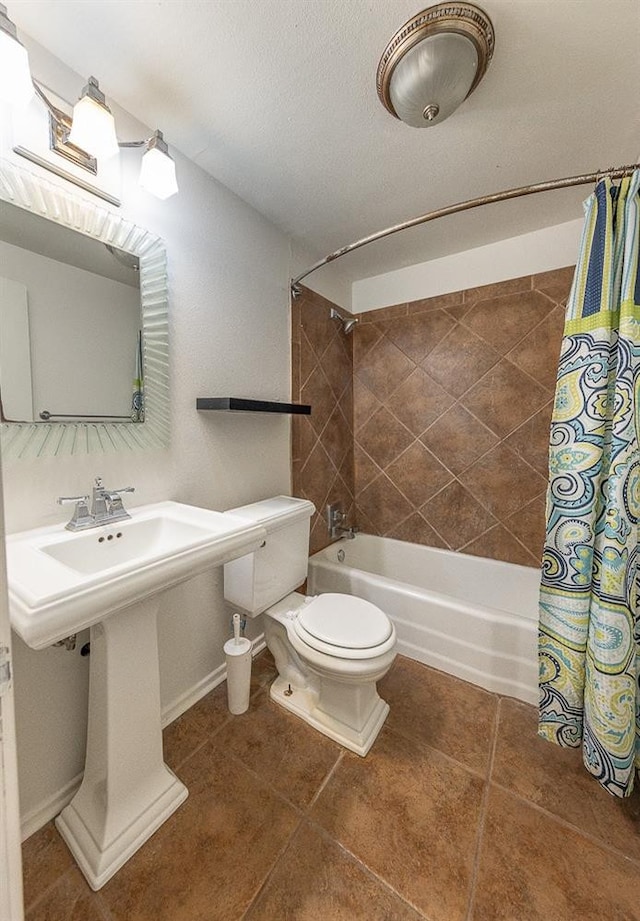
307, 534, 539, 705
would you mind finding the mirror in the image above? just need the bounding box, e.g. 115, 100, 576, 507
0, 199, 142, 424
0, 157, 169, 460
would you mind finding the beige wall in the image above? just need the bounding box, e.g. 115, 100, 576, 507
4, 38, 295, 834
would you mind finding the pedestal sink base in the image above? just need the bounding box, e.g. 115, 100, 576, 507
55, 598, 188, 890
56, 770, 187, 891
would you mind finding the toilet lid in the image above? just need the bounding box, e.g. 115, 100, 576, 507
295, 593, 392, 650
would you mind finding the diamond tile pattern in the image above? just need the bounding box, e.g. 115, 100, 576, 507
461, 359, 549, 439
291, 288, 355, 552
379, 309, 455, 364
351, 271, 572, 565
355, 333, 415, 400
463, 289, 555, 356
292, 271, 572, 566
23, 654, 640, 921
387, 368, 454, 436
357, 406, 414, 470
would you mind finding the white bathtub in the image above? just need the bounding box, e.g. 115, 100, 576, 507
307, 534, 539, 705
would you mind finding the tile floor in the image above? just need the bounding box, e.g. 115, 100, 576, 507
21, 652, 640, 921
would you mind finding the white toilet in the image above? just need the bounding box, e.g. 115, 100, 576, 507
223, 496, 397, 755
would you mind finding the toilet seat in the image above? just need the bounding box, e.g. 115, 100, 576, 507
293, 593, 395, 660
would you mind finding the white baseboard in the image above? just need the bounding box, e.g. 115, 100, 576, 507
161, 662, 227, 728
21, 634, 267, 840
162, 635, 266, 726
21, 772, 83, 842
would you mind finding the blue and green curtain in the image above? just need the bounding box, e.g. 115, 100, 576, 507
539, 170, 640, 797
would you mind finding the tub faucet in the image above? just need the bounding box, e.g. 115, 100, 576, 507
337, 524, 359, 540
326, 503, 359, 541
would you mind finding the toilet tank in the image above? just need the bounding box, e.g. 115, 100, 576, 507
223, 496, 315, 616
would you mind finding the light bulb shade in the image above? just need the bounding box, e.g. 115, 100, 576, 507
0, 26, 34, 108
139, 146, 178, 199
389, 32, 478, 127
377, 3, 494, 128
68, 92, 119, 159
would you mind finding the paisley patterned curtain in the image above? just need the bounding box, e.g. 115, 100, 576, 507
539, 170, 640, 797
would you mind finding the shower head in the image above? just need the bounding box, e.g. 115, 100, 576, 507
330, 308, 359, 335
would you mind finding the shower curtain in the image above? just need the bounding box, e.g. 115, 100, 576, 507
539, 170, 640, 797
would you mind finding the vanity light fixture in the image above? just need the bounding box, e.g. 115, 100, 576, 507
125, 130, 179, 200
0, 2, 34, 108
0, 2, 178, 200
376, 2, 494, 128
67, 76, 119, 160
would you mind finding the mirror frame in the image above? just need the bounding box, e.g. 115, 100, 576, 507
0, 157, 169, 461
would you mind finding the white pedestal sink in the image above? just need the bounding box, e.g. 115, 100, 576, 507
6, 501, 267, 890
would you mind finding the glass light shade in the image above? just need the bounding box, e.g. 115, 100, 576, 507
68, 94, 119, 159
389, 32, 479, 127
139, 147, 178, 200
0, 29, 34, 108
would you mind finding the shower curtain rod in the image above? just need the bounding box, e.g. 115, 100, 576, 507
290, 161, 640, 297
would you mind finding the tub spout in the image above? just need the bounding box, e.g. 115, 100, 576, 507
337, 525, 359, 540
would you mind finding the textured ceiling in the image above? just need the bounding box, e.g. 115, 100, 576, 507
9, 0, 640, 283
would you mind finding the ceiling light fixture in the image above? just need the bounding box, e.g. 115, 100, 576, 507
376, 2, 494, 128
0, 3, 178, 200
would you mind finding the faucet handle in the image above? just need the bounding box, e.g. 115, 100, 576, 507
57, 494, 90, 505
108, 486, 135, 496
58, 495, 93, 531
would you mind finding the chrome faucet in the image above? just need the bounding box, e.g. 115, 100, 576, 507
58, 477, 135, 531
326, 502, 359, 541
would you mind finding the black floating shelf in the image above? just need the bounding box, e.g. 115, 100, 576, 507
196, 398, 311, 415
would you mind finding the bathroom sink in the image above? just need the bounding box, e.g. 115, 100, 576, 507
6, 500, 267, 649
41, 515, 215, 575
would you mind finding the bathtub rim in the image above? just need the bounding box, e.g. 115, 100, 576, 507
309, 533, 540, 624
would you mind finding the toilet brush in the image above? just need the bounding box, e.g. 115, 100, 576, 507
224, 613, 252, 714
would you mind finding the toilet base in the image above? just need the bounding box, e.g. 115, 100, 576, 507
269, 675, 389, 756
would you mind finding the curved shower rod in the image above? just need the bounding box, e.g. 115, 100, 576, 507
290, 161, 640, 297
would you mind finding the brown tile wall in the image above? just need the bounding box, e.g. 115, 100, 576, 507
291, 287, 355, 554
352, 267, 575, 567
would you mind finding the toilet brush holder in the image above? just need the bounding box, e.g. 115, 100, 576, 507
224, 615, 252, 714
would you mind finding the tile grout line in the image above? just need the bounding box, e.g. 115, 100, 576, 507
304, 816, 435, 921
489, 779, 640, 871
456, 519, 540, 567
383, 722, 490, 785
94, 887, 118, 921
305, 750, 345, 813
240, 750, 345, 919
381, 506, 453, 549
27, 682, 278, 917
166, 674, 276, 775
21, 863, 79, 918
378, 308, 456, 368
239, 814, 307, 920
464, 696, 501, 921
357, 384, 547, 555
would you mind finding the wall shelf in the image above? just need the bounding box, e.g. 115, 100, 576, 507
196, 398, 311, 415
